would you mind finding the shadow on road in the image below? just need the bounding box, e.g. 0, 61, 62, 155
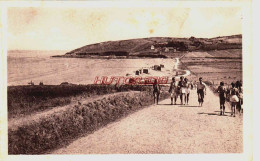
214, 111, 231, 114
180, 105, 200, 108
159, 103, 183, 106
158, 103, 200, 108
198, 112, 230, 117
157, 104, 200, 108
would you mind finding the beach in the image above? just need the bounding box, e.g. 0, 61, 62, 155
8, 51, 178, 86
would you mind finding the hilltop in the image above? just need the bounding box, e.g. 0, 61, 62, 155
53, 35, 242, 59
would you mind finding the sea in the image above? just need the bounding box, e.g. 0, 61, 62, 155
7, 50, 175, 86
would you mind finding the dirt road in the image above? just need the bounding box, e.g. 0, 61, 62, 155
52, 86, 243, 154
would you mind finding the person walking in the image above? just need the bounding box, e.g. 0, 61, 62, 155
229, 82, 239, 117
236, 81, 243, 114
169, 77, 178, 105
194, 81, 197, 90
178, 76, 186, 105
197, 77, 206, 107
217, 81, 226, 115
238, 82, 243, 114
184, 78, 192, 105
153, 79, 161, 105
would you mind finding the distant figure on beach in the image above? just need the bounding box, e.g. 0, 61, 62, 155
153, 79, 161, 105
178, 76, 186, 105
197, 77, 207, 107
169, 77, 178, 105
28, 80, 34, 86
184, 78, 192, 105
229, 82, 239, 117
217, 81, 226, 115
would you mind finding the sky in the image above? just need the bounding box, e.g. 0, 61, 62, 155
7, 7, 242, 50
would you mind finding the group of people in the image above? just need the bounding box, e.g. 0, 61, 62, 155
217, 80, 243, 117
153, 76, 207, 106
169, 76, 206, 106
153, 77, 243, 117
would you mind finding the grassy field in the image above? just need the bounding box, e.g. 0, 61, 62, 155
180, 49, 242, 91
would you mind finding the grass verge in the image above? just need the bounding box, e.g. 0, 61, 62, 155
8, 86, 169, 154
8, 84, 151, 119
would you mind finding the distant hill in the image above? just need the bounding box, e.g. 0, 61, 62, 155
53, 35, 242, 59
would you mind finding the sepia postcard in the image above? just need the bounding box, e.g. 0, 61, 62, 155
0, 1, 254, 161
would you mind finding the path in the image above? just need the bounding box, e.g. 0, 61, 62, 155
174, 58, 190, 78
52, 86, 243, 154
